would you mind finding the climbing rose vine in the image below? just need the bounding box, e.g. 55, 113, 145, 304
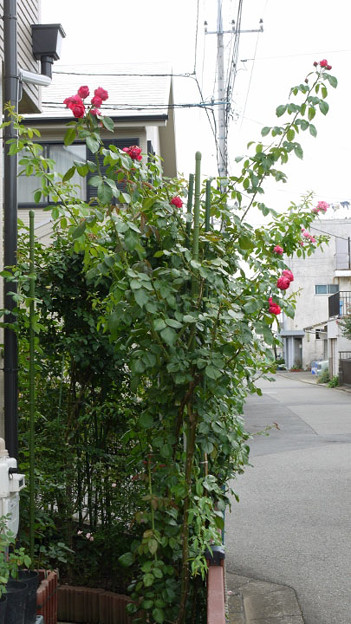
5, 59, 337, 624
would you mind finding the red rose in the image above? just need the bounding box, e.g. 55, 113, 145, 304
91, 95, 102, 108
64, 94, 86, 117
282, 269, 294, 282
268, 297, 281, 315
94, 87, 109, 101
277, 276, 290, 290
90, 108, 101, 116
319, 59, 329, 67
71, 103, 85, 118
78, 85, 90, 99
122, 145, 142, 161
273, 245, 284, 255
64, 94, 83, 109
170, 196, 183, 208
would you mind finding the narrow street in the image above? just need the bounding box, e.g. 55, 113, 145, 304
225, 372, 351, 624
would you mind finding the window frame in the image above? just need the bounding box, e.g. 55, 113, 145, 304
315, 284, 339, 295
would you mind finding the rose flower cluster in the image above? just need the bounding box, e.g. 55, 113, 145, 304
312, 200, 329, 215
268, 242, 295, 315
314, 59, 332, 71
277, 269, 294, 291
64, 85, 109, 118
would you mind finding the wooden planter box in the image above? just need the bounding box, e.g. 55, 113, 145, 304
36, 570, 58, 624
38, 563, 225, 624
57, 585, 132, 624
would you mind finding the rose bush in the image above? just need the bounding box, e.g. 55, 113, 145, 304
3, 61, 337, 624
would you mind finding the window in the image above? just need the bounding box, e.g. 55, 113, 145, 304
315, 284, 339, 295
18, 138, 141, 208
18, 143, 86, 207
86, 138, 139, 204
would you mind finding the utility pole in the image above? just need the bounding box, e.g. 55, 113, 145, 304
216, 2, 226, 182
205, 1, 263, 180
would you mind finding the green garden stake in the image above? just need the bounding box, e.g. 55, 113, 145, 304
205, 179, 211, 234
191, 153, 201, 301
29, 210, 36, 560
192, 153, 201, 263
186, 173, 194, 243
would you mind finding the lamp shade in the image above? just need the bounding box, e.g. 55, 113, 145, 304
31, 23, 66, 61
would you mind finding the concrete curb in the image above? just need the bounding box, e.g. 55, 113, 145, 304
226, 572, 304, 624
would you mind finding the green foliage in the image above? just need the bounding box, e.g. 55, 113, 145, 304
317, 369, 330, 384
1, 61, 337, 623
340, 315, 351, 341
0, 516, 31, 597
328, 375, 339, 388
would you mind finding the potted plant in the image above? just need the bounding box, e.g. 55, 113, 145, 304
0, 515, 31, 624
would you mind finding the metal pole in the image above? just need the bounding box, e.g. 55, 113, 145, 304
3, 0, 19, 459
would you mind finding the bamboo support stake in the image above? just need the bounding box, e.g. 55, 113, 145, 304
192, 152, 201, 263
29, 210, 35, 560
186, 173, 194, 243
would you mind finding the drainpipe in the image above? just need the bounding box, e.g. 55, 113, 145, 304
3, 3, 62, 459
3, 0, 19, 459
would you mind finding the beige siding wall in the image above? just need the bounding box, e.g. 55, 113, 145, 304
0, 0, 41, 112
0, 0, 40, 437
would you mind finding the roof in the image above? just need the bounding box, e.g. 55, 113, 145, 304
31, 61, 174, 120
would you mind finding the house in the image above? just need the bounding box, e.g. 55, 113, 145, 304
20, 62, 177, 241
279, 218, 351, 377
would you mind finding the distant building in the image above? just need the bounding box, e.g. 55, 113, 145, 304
279, 218, 351, 377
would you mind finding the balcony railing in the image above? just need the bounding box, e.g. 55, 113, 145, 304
328, 291, 351, 318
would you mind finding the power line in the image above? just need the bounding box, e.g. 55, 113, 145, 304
42, 100, 224, 111
238, 23, 261, 131
310, 224, 350, 241
53, 69, 195, 78
193, 0, 201, 74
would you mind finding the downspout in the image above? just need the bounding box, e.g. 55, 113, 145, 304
3, 0, 19, 459
3, 4, 60, 460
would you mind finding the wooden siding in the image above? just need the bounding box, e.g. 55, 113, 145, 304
0, 0, 41, 112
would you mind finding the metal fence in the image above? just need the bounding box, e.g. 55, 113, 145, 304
339, 351, 351, 385
328, 291, 351, 318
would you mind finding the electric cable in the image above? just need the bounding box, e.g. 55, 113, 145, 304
193, 0, 201, 74
41, 100, 222, 111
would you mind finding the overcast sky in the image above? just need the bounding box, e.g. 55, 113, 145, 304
41, 0, 351, 217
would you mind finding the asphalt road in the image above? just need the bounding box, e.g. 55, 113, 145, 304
225, 372, 351, 624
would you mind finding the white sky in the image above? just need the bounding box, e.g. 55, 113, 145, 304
41, 0, 351, 217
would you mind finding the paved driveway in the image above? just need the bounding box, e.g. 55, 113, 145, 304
225, 373, 351, 624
